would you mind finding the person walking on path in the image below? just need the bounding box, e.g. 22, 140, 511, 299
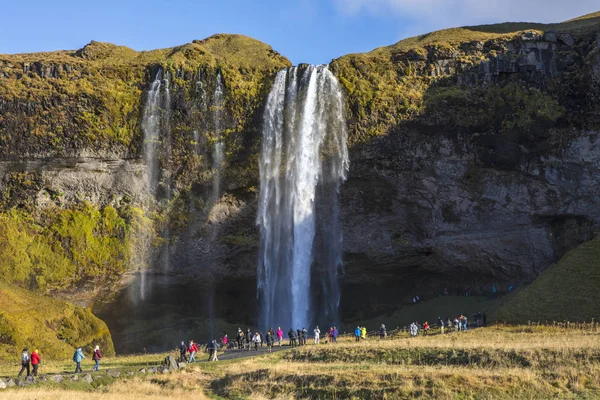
288, 328, 297, 347
361, 326, 367, 340
206, 340, 220, 361
302, 327, 308, 345
18, 348, 30, 377
332, 326, 339, 343
73, 347, 85, 373
313, 326, 321, 344
245, 329, 253, 351
189, 341, 199, 363
423, 321, 430, 335
266, 329, 274, 353
380, 324, 387, 340
179, 341, 188, 362
438, 317, 445, 334
237, 328, 244, 351
277, 327, 284, 347
252, 332, 262, 350
354, 326, 361, 342
30, 349, 41, 376
222, 334, 229, 348
92, 346, 102, 371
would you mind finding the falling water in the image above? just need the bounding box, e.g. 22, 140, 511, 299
212, 70, 225, 202
139, 68, 174, 299
257, 65, 349, 330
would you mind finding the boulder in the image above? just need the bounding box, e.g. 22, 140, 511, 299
4, 378, 15, 387
81, 374, 93, 384
38, 376, 47, 382
106, 369, 120, 378
0, 379, 6, 389
25, 376, 35, 384
164, 355, 178, 370
157, 366, 170, 374
49, 375, 63, 383
70, 375, 79, 382
138, 368, 146, 374
14, 378, 25, 387
177, 362, 187, 369
147, 367, 157, 374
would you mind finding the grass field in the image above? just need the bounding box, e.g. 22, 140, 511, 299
2, 324, 600, 399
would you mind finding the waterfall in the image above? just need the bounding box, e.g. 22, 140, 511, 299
212, 70, 225, 202
257, 65, 349, 330
139, 68, 173, 299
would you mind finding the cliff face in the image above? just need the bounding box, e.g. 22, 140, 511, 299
0, 17, 599, 351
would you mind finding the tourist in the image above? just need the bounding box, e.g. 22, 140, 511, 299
206, 340, 220, 361
189, 340, 199, 363
297, 329, 302, 345
361, 326, 367, 340
454, 317, 460, 332
314, 326, 321, 344
30, 349, 41, 376
332, 326, 339, 343
179, 341, 188, 362
438, 317, 444, 334
423, 321, 430, 335
446, 317, 452, 331
380, 324, 387, 339
252, 332, 262, 350
18, 348, 30, 377
92, 345, 102, 371
302, 327, 308, 345
277, 327, 283, 347
354, 326, 361, 342
222, 333, 229, 348
266, 329, 274, 352
463, 316, 468, 331
288, 328, 297, 347
245, 329, 253, 351
73, 346, 85, 373
237, 328, 244, 351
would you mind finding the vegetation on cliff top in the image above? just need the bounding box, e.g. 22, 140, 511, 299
0, 34, 290, 156
0, 284, 114, 361
496, 236, 600, 323
331, 11, 600, 143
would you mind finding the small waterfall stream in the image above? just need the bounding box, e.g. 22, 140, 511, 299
257, 65, 349, 330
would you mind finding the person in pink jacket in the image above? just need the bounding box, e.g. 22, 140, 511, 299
277, 327, 283, 347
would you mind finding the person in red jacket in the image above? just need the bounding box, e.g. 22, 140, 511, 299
188, 340, 199, 363
30, 349, 41, 376
92, 346, 103, 371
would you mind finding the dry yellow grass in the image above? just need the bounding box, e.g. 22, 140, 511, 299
2, 325, 600, 399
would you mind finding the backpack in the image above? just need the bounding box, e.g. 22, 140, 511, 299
22, 352, 29, 363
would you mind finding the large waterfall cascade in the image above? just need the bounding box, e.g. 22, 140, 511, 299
257, 65, 349, 330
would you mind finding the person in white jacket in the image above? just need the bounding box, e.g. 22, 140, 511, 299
252, 332, 262, 351
314, 326, 321, 344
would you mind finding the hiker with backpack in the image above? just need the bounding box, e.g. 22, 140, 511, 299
18, 348, 30, 377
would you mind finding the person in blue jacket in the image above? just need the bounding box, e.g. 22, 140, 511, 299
354, 326, 361, 342
73, 347, 86, 373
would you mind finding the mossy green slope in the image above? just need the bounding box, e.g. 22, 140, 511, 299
0, 283, 114, 361
495, 237, 600, 323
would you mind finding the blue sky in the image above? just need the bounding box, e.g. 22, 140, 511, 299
0, 0, 598, 65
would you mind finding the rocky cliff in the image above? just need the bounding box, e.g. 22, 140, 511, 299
0, 14, 599, 352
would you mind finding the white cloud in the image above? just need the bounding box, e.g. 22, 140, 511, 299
335, 0, 599, 28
